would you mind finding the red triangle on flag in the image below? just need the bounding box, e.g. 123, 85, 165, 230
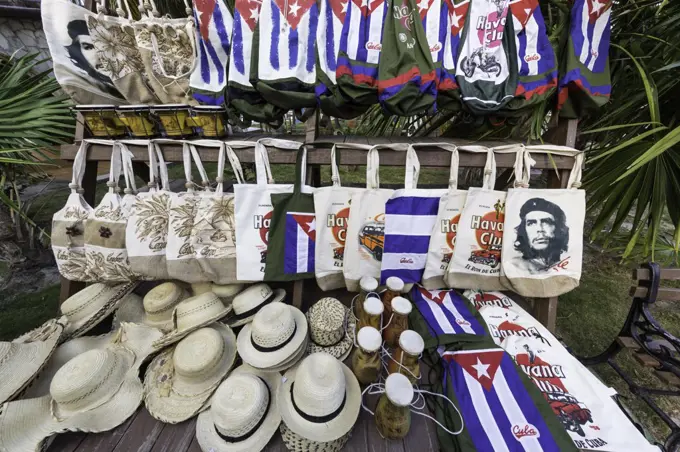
419, 287, 448, 305
450, 349, 506, 391
509, 0, 537, 28
273, 0, 318, 29
350, 0, 384, 17
291, 213, 316, 242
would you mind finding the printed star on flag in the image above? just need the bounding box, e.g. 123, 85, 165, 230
419, 287, 447, 305
449, 0, 469, 35
236, 0, 262, 30
472, 358, 490, 379
250, 6, 260, 20
417, 0, 430, 12
274, 0, 316, 29
341, 1, 347, 12
449, 349, 505, 391
508, 0, 537, 28
194, 0, 217, 40
289, 1, 301, 16
352, 0, 383, 17
330, 0, 347, 21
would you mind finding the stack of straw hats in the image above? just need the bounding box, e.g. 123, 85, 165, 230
114, 282, 189, 332
237, 302, 307, 372
228, 284, 286, 328
305, 298, 355, 361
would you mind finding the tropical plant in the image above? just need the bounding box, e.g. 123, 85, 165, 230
0, 52, 75, 244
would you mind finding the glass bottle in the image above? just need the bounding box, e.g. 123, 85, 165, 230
351, 326, 383, 385
375, 373, 413, 439
358, 296, 383, 331
387, 330, 424, 384
383, 297, 412, 347
355, 276, 379, 321
382, 276, 404, 321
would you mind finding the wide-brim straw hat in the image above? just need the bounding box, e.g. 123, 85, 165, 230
305, 298, 355, 361
60, 282, 138, 341
259, 335, 309, 374
237, 302, 308, 369
144, 323, 237, 423
0, 344, 144, 452
0, 319, 64, 405
228, 284, 286, 328
277, 353, 361, 442
113, 282, 188, 332
22, 323, 163, 399
280, 422, 351, 452
196, 364, 281, 452
152, 292, 233, 349
211, 283, 244, 302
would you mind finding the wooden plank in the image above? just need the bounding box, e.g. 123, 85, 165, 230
149, 418, 198, 452
186, 437, 202, 452
632, 352, 661, 369
633, 267, 680, 281
343, 405, 369, 452
72, 409, 140, 452
616, 336, 641, 352
45, 432, 86, 452
112, 409, 164, 452
630, 286, 680, 301
533, 297, 558, 333
654, 370, 680, 388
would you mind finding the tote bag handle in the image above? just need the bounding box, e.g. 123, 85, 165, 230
366, 143, 420, 190
293, 145, 309, 194
522, 145, 584, 190
118, 142, 138, 195
254, 138, 304, 186
151, 140, 171, 191
107, 142, 123, 194
411, 143, 459, 192
329, 143, 374, 187
183, 142, 212, 192
71, 139, 116, 194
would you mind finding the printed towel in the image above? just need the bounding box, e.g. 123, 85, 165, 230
412, 286, 488, 337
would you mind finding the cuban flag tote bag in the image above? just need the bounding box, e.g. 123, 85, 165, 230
438, 0, 469, 112
251, 0, 320, 109
455, 0, 518, 114
336, 0, 388, 107
558, 0, 612, 118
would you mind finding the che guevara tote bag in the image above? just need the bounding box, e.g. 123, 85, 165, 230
422, 145, 468, 290
501, 146, 585, 297
343, 144, 419, 292
455, 0, 518, 114
438, 0, 469, 112
234, 138, 310, 281
445, 146, 515, 291
314, 143, 371, 290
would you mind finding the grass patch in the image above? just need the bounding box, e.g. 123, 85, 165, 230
0, 284, 60, 341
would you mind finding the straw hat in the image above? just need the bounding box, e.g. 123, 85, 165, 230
280, 422, 351, 452
277, 353, 361, 442
0, 319, 64, 405
305, 298, 355, 361
259, 335, 308, 374
113, 282, 188, 332
237, 302, 308, 369
228, 284, 286, 328
144, 324, 237, 423
22, 323, 163, 399
0, 344, 144, 452
211, 283, 244, 303
152, 292, 232, 349
60, 282, 137, 341
196, 364, 281, 452
192, 282, 214, 295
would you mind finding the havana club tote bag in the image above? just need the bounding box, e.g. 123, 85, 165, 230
235, 138, 310, 281
422, 146, 468, 290
85, 0, 160, 104
166, 142, 214, 282
264, 146, 316, 281
438, 0, 469, 112
52, 140, 101, 282
380, 144, 446, 285
558, 0, 612, 117
445, 147, 511, 291
127, 141, 172, 280
455, 0, 518, 114
377, 0, 436, 116
189, 0, 234, 105
501, 146, 585, 297
343, 144, 419, 292
84, 143, 134, 282
251, 0, 319, 109
314, 143, 371, 291
42, 0, 125, 105
503, 0, 557, 111
336, 0, 387, 106
193, 141, 248, 284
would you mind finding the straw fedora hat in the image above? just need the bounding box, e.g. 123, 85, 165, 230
305, 298, 355, 361
277, 353, 361, 442
237, 302, 307, 369
0, 318, 64, 405
257, 335, 308, 374
280, 422, 351, 452
113, 282, 189, 332
228, 284, 286, 328
144, 324, 237, 423
211, 283, 244, 303
0, 344, 144, 452
152, 292, 232, 349
22, 323, 163, 400
59, 282, 138, 341
196, 364, 281, 452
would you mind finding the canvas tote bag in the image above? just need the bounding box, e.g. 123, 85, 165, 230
343, 144, 419, 292
455, 0, 518, 114
314, 143, 371, 291
193, 141, 248, 284
127, 140, 172, 280
42, 0, 125, 104
234, 138, 310, 282
445, 146, 515, 291
501, 146, 585, 297
85, 0, 160, 104
422, 145, 467, 290
166, 141, 213, 282
52, 140, 102, 282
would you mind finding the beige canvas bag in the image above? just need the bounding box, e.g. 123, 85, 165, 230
501, 145, 585, 297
